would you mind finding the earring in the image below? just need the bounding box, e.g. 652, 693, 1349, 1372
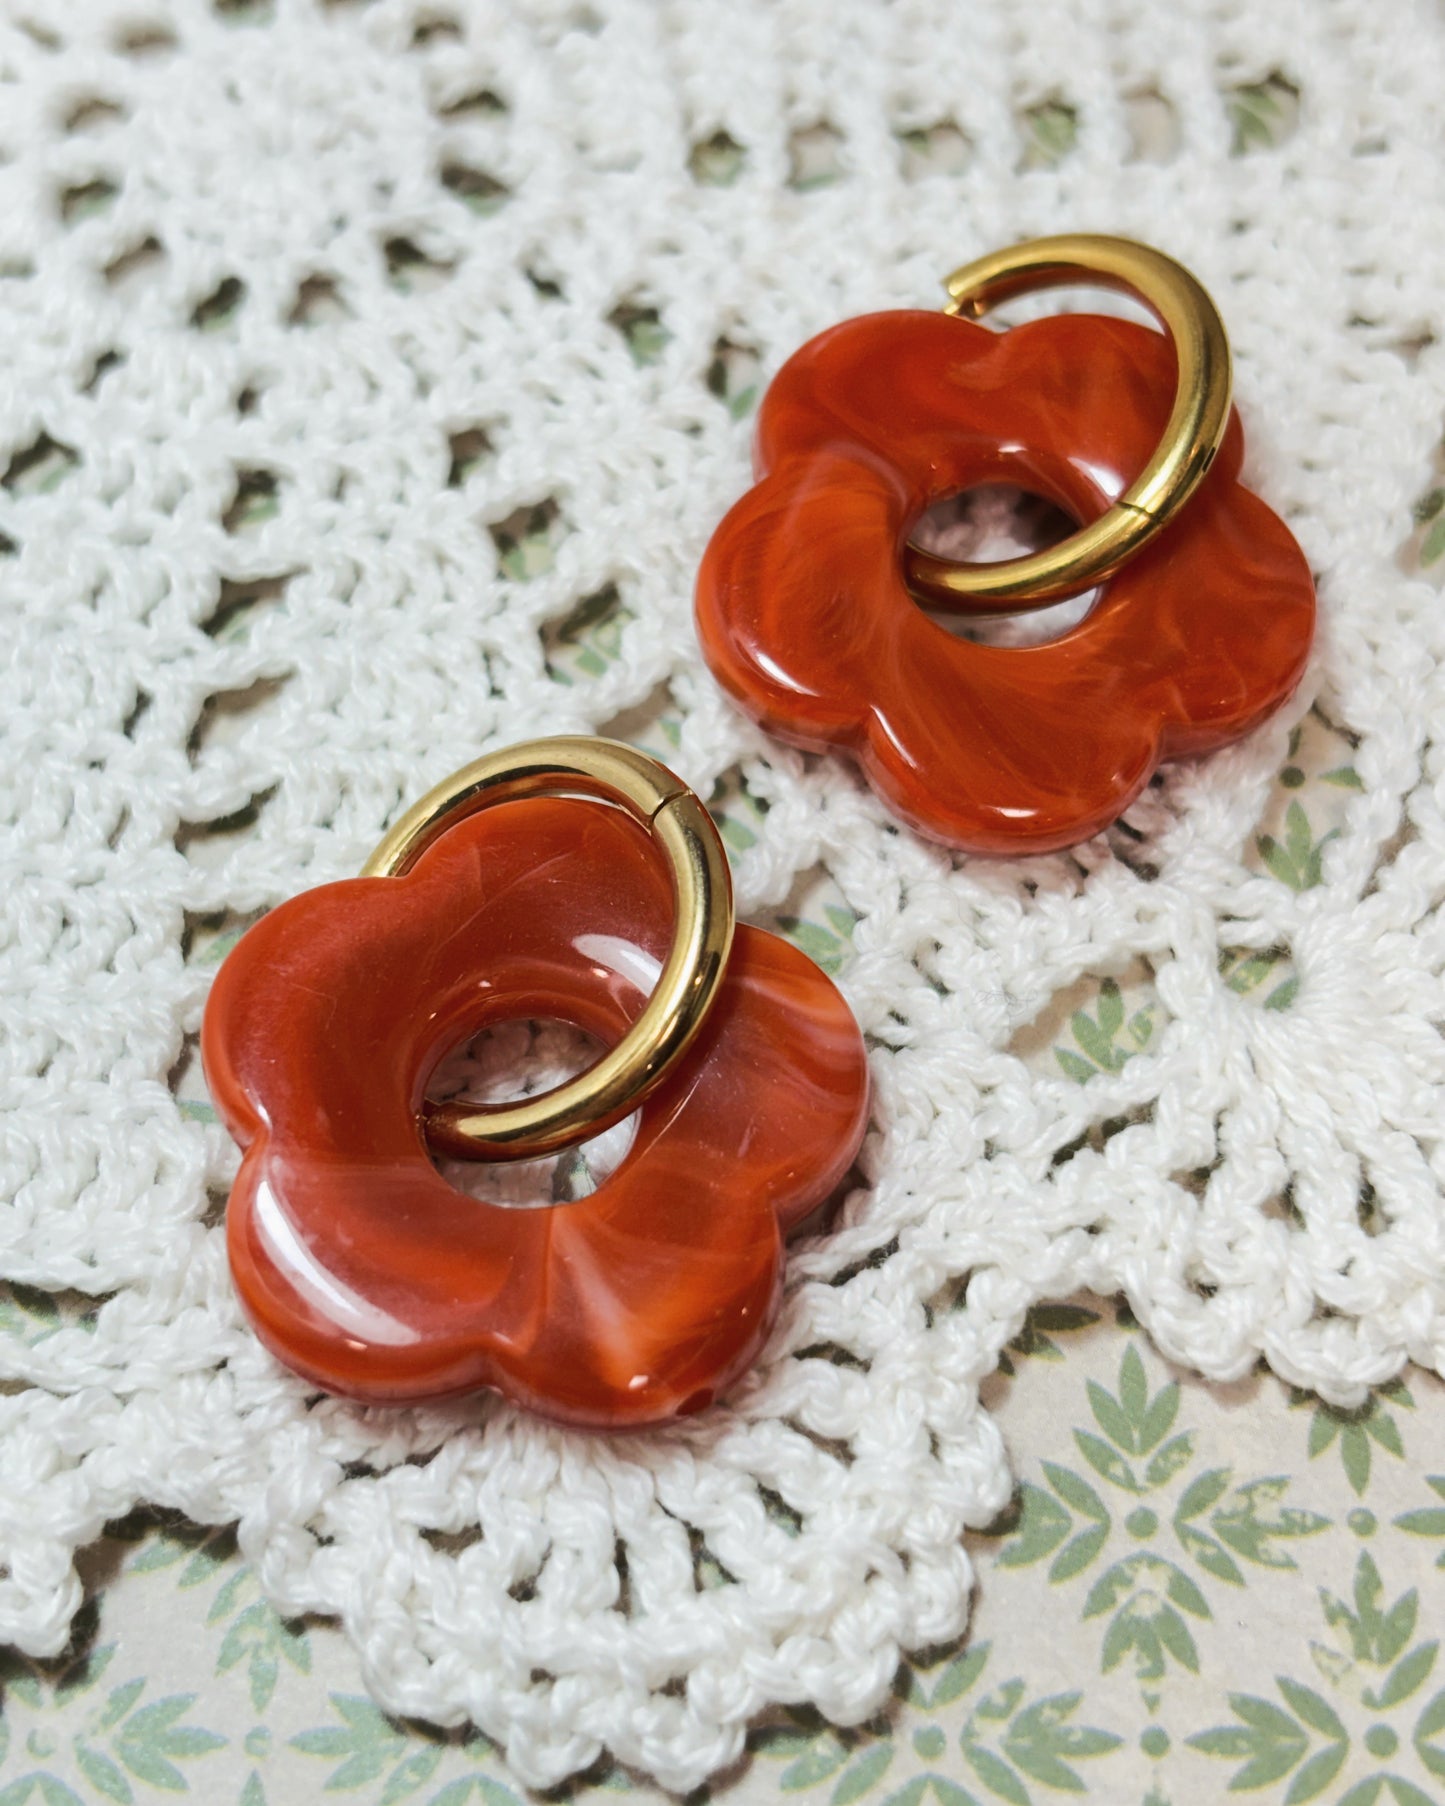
695, 234, 1317, 854
201, 738, 870, 1428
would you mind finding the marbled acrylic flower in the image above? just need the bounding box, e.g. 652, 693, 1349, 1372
202, 797, 869, 1428
696, 311, 1316, 854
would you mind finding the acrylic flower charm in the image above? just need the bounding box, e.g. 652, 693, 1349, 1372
202, 796, 869, 1429
696, 311, 1316, 853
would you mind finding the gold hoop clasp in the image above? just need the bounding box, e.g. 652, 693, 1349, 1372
902, 233, 1234, 613
361, 736, 734, 1163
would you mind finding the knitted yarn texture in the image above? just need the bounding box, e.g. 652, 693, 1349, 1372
2, 0, 1444, 1789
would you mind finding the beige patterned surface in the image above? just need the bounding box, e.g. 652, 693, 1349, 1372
6, 0, 1445, 1796
3, 1307, 1443, 1805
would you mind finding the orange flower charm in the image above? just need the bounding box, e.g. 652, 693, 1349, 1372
696, 310, 1316, 854
202, 796, 869, 1428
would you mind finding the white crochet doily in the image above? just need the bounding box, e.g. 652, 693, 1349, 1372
3, 0, 1444, 1789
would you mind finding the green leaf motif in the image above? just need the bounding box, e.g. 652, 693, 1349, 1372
0, 1652, 44, 1710
1096, 979, 1124, 1039
1307, 1409, 1339, 1458
1304, 1390, 1412, 1495
959, 1741, 1029, 1806
1100, 1600, 1199, 1680
1228, 77, 1294, 153
379, 1744, 443, 1803
1365, 1642, 1438, 1711
200, 1553, 251, 1610
975, 1680, 1025, 1724
43, 1685, 227, 1797
1145, 1433, 1192, 1489
1119, 1344, 1148, 1417
129, 1538, 191, 1576
0, 1780, 85, 1806
1137, 1381, 1180, 1456
1070, 1011, 1125, 1073
1414, 1687, 1445, 1740
93, 1678, 144, 1733
1086, 1553, 1211, 1680
1283, 1741, 1348, 1805
1390, 1781, 1439, 1806
1258, 802, 1338, 891
478, 1773, 527, 1806
1225, 949, 1281, 995
75, 1742, 133, 1804
1022, 100, 1078, 169
1056, 979, 1154, 1079
1165, 1565, 1210, 1619
780, 1737, 848, 1790
1396, 1507, 1445, 1539
1002, 1693, 1122, 1790
927, 1646, 989, 1709
1177, 1519, 1245, 1588
1074, 1430, 1141, 1493
291, 1693, 406, 1789
1377, 1588, 1416, 1669
427, 1784, 478, 1806
1049, 1526, 1108, 1586
1344, 1424, 1373, 1496
1176, 1468, 1231, 1521
1365, 1410, 1405, 1456
1188, 1692, 1309, 1789
1321, 1553, 1418, 1667
216, 1599, 310, 1713
878, 1780, 930, 1806
1277, 1678, 1346, 1743
1087, 1379, 1137, 1454
1185, 1725, 1256, 1757
1054, 1049, 1097, 1085
832, 1744, 892, 1805
1416, 1685, 1445, 1777
1041, 1462, 1109, 1522
1213, 1478, 1329, 1571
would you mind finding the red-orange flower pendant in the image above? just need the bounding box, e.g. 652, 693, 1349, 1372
202, 796, 869, 1428
696, 310, 1316, 854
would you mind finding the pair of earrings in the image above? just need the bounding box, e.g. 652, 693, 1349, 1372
203, 235, 1316, 1427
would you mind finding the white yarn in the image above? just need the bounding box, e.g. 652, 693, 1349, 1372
3, 0, 1445, 1789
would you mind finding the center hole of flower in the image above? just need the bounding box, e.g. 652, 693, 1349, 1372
908, 483, 1101, 646
426, 1017, 638, 1207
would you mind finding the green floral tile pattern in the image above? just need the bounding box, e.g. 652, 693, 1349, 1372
4, 1307, 1441, 1804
